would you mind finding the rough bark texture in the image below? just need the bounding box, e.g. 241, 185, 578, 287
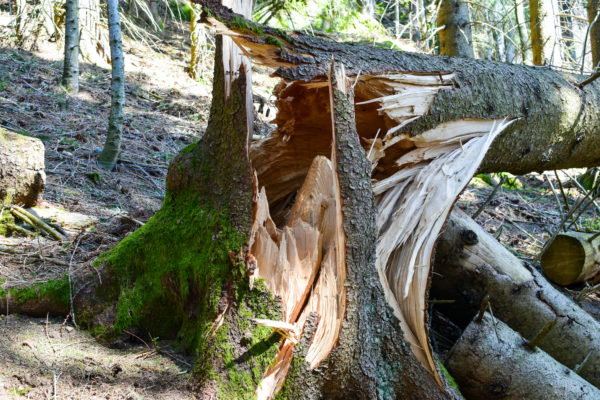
62, 0, 79, 93
530, 0, 562, 66
99, 0, 125, 169
432, 209, 600, 388
190, 4, 201, 80
437, 0, 474, 58
199, 0, 600, 177
589, 0, 600, 69
446, 312, 600, 400
0, 127, 46, 207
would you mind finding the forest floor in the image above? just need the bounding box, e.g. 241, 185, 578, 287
0, 12, 599, 400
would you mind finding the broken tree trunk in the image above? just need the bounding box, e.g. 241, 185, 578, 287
446, 312, 600, 400
432, 209, 600, 388
542, 231, 600, 285
0, 127, 45, 207
197, 0, 600, 385
59, 2, 451, 398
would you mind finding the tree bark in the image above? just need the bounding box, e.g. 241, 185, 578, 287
62, 0, 79, 93
530, 0, 562, 66
446, 312, 600, 400
98, 0, 125, 169
589, 0, 600, 70
437, 0, 474, 58
432, 209, 600, 388
0, 127, 46, 207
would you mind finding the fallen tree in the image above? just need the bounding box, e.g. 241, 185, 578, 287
3, 1, 600, 398
446, 312, 600, 399
432, 209, 600, 388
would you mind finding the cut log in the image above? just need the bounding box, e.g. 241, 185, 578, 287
542, 231, 600, 285
432, 208, 600, 388
0, 127, 45, 207
446, 312, 600, 400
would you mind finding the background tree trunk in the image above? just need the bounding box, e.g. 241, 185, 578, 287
514, 0, 532, 63
588, 0, 600, 70
437, 0, 474, 58
99, 0, 125, 169
62, 0, 79, 93
530, 0, 562, 66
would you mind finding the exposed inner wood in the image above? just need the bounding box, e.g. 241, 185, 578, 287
542, 232, 600, 285
251, 156, 346, 399
247, 66, 515, 390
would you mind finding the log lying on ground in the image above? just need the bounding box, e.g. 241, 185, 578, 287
432, 208, 600, 388
0, 127, 45, 207
446, 312, 600, 400
542, 231, 600, 285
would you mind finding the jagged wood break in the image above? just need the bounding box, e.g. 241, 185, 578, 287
193, 0, 600, 395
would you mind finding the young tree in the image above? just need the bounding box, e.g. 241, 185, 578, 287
530, 0, 563, 66
62, 0, 79, 93
514, 0, 532, 63
437, 0, 474, 57
98, 0, 125, 169
588, 0, 600, 69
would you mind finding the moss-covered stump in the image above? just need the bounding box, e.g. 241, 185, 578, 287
0, 127, 45, 207
71, 33, 285, 398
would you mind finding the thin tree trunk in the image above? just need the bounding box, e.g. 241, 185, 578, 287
189, 4, 202, 80
530, 0, 563, 66
514, 0, 532, 63
62, 0, 79, 93
437, 0, 474, 57
98, 0, 125, 169
588, 0, 600, 70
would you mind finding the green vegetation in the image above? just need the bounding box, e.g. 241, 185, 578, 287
0, 276, 70, 308
82, 188, 281, 397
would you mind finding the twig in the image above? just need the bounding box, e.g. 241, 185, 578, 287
527, 318, 557, 349
11, 206, 63, 240
545, 172, 565, 223
578, 71, 600, 88
68, 233, 86, 328
476, 294, 490, 322
123, 329, 152, 350
472, 175, 507, 220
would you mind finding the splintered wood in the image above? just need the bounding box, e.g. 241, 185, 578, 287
251, 156, 345, 399
247, 71, 514, 393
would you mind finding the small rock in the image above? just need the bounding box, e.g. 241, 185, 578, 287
65, 326, 74, 333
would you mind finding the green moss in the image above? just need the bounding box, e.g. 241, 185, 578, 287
231, 15, 264, 36
179, 142, 198, 154
265, 35, 284, 48
435, 354, 461, 393
84, 189, 282, 396
6, 276, 69, 307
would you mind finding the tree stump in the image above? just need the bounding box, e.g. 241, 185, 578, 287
0, 127, 45, 207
